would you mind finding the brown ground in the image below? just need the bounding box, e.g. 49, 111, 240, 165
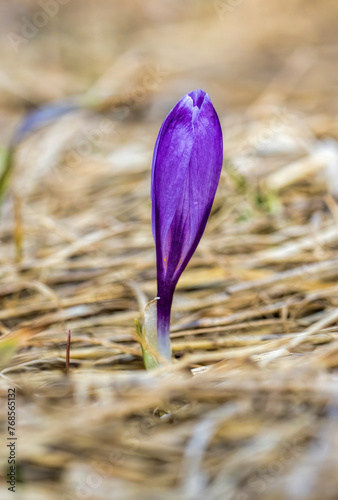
0, 1, 338, 499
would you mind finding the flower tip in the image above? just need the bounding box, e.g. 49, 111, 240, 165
188, 89, 208, 109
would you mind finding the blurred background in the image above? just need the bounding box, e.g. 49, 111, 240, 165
1, 0, 338, 216
2, 0, 338, 125
1, 1, 338, 500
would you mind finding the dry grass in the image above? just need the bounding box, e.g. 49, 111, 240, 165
0, 1, 338, 499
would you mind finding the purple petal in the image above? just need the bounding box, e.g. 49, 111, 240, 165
151, 89, 223, 359
11, 100, 77, 146
151, 94, 195, 241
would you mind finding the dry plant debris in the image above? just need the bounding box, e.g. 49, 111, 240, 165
1, 1, 338, 499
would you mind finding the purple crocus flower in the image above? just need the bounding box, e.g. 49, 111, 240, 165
151, 89, 223, 360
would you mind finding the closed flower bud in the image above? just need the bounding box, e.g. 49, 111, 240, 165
151, 89, 223, 360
